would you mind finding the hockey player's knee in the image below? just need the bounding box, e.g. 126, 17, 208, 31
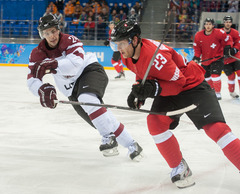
78, 93, 101, 114
147, 114, 173, 135
203, 122, 232, 142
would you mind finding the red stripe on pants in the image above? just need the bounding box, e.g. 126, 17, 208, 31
89, 107, 107, 120
114, 123, 124, 137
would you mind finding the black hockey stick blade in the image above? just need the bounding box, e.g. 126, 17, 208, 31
55, 100, 197, 116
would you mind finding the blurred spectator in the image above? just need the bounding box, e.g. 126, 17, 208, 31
109, 9, 118, 22
101, 1, 110, 14
43, 7, 51, 16
176, 18, 189, 40
55, 10, 66, 30
127, 8, 139, 22
189, 3, 200, 22
121, 3, 129, 16
92, 1, 102, 15
64, 0, 75, 18
100, 7, 109, 22
119, 9, 127, 20
48, 2, 58, 14
179, 9, 188, 22
79, 10, 88, 26
83, 17, 95, 39
168, 5, 180, 22
73, 2, 83, 19
55, 0, 65, 13
83, 2, 92, 15
228, 0, 238, 12
114, 15, 121, 24
88, 10, 96, 21
96, 15, 107, 40
111, 3, 120, 14
132, 1, 142, 15
220, 1, 229, 12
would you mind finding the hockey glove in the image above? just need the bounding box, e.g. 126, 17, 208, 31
131, 80, 161, 100
230, 47, 238, 56
33, 59, 58, 80
127, 92, 145, 109
192, 56, 200, 63
104, 40, 110, 46
224, 45, 231, 57
38, 83, 57, 109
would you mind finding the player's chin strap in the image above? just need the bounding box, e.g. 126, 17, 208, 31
131, 36, 141, 58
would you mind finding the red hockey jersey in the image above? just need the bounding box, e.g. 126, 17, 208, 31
222, 28, 240, 64
121, 39, 205, 96
193, 28, 232, 66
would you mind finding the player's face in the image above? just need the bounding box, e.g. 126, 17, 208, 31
42, 27, 60, 48
204, 22, 214, 32
224, 20, 232, 30
115, 39, 133, 58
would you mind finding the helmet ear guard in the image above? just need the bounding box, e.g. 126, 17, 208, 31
38, 13, 60, 39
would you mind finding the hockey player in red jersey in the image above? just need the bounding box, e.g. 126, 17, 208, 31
111, 20, 240, 188
27, 14, 143, 161
104, 21, 125, 79
222, 15, 240, 98
193, 18, 232, 100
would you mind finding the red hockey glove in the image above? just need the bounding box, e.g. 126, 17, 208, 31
33, 59, 58, 80
131, 80, 161, 100
38, 83, 57, 109
127, 92, 145, 109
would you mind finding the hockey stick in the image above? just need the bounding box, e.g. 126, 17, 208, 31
229, 54, 240, 61
55, 100, 197, 116
200, 55, 222, 63
141, 13, 173, 85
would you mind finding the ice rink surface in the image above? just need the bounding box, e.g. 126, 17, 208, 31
0, 66, 240, 194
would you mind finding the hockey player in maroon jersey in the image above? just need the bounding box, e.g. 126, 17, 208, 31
193, 18, 232, 100
104, 21, 125, 79
222, 15, 240, 99
111, 20, 240, 188
27, 14, 143, 161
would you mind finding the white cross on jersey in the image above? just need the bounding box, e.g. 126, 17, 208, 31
210, 43, 217, 49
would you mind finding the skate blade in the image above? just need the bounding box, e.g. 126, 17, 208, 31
132, 153, 144, 162
102, 147, 119, 157
175, 176, 195, 189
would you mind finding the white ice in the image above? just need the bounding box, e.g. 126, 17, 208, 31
0, 66, 239, 194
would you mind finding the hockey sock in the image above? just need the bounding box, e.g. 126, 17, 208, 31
205, 77, 213, 89
111, 59, 123, 73
203, 122, 240, 170
79, 93, 135, 148
211, 74, 221, 93
236, 70, 240, 91
227, 73, 235, 93
147, 115, 182, 168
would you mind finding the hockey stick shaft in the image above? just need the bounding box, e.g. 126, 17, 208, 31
229, 54, 240, 61
200, 56, 222, 63
141, 13, 173, 85
55, 100, 197, 116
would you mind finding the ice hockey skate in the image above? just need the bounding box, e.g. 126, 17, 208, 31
215, 92, 222, 100
99, 133, 119, 157
128, 142, 143, 162
115, 71, 125, 79
170, 158, 195, 189
230, 92, 239, 99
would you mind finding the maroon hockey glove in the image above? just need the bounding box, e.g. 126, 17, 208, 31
33, 59, 58, 80
131, 80, 161, 100
38, 83, 57, 109
127, 92, 145, 109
